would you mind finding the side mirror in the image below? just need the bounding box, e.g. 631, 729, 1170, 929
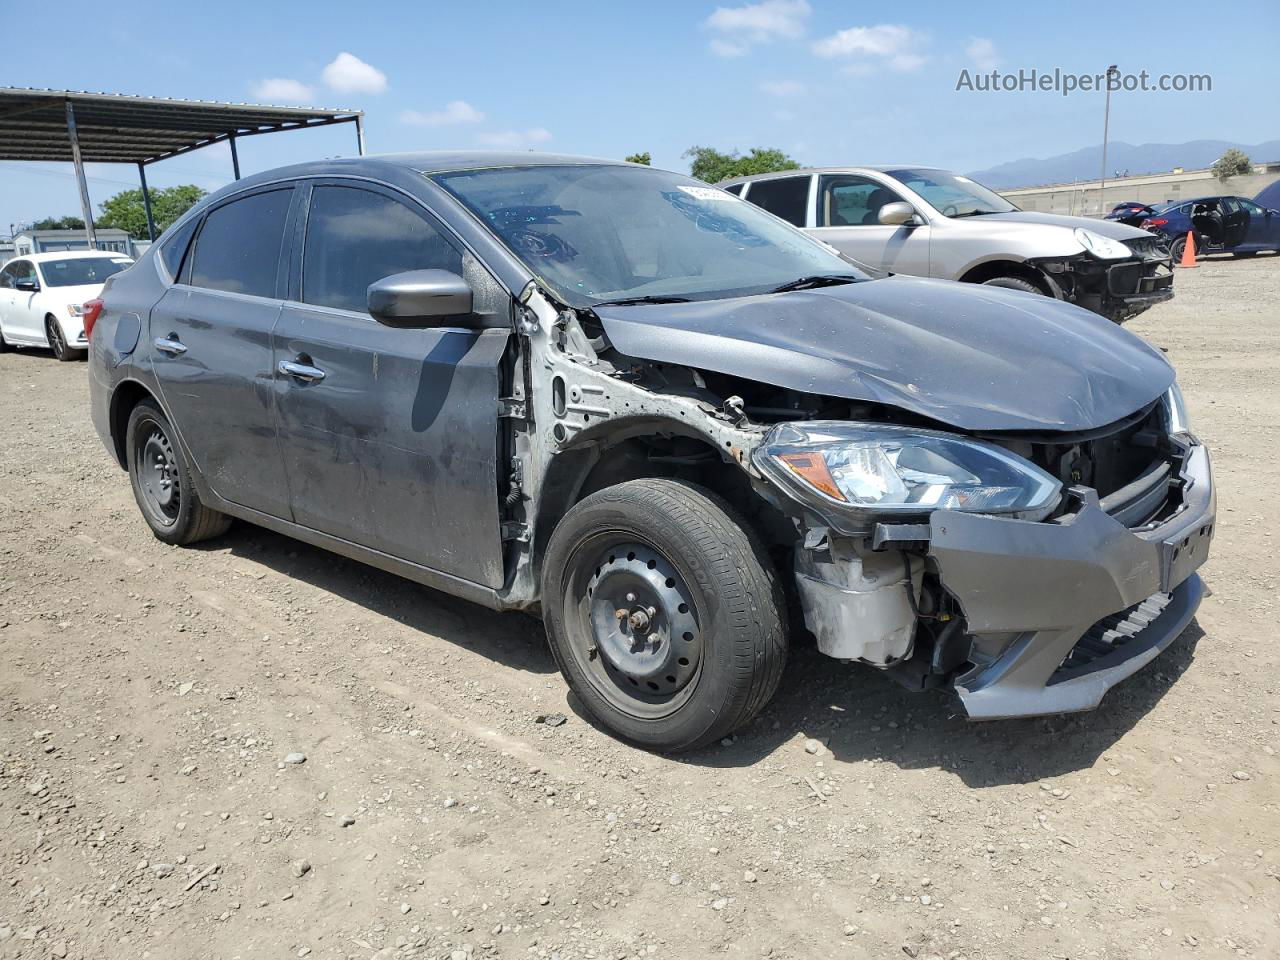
367, 270, 473, 328
878, 201, 919, 227
15, 279, 39, 292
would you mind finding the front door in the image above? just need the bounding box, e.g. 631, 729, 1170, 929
6, 260, 42, 342
272, 181, 508, 588
150, 186, 296, 519
1237, 198, 1277, 249
808, 174, 931, 276
1219, 198, 1250, 248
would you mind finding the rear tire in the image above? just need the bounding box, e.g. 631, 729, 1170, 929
126, 399, 231, 545
542, 478, 787, 752
980, 275, 1043, 295
46, 316, 76, 362
1170, 235, 1190, 265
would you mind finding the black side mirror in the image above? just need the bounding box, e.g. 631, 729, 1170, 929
367, 270, 473, 328
15, 279, 39, 292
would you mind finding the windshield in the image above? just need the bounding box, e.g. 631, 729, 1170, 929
883, 168, 1018, 218
432, 164, 867, 306
38, 257, 132, 287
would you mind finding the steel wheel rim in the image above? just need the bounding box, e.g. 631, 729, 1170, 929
564, 538, 704, 720
135, 423, 181, 525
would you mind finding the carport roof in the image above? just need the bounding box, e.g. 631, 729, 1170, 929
0, 87, 363, 165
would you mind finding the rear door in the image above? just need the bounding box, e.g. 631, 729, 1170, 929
149, 185, 296, 519
741, 175, 813, 228
809, 174, 932, 276
272, 180, 508, 588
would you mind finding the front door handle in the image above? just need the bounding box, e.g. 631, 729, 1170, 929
154, 335, 187, 356
278, 359, 327, 383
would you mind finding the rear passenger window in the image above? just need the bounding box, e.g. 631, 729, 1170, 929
188, 189, 292, 298
159, 216, 200, 280
302, 186, 463, 313
744, 176, 810, 226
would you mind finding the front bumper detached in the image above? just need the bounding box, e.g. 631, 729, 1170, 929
930, 442, 1214, 719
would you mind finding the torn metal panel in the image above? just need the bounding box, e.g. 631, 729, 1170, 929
595, 274, 1174, 433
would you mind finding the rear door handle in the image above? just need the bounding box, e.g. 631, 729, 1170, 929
278, 359, 326, 383
154, 335, 187, 356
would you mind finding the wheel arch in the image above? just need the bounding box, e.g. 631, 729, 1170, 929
957, 258, 1055, 295
107, 378, 161, 469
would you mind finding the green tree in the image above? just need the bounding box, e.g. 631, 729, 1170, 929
1212, 148, 1252, 180
30, 215, 86, 231
98, 184, 207, 239
625, 152, 651, 165
683, 146, 800, 184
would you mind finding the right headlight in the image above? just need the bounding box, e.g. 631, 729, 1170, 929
754, 421, 1062, 520
1160, 382, 1191, 437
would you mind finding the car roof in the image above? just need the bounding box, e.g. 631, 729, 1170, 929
719, 165, 947, 186
25, 250, 132, 263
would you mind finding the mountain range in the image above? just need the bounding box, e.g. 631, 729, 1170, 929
968, 139, 1280, 188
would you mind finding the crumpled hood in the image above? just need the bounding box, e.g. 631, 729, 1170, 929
975, 210, 1152, 241
596, 275, 1174, 433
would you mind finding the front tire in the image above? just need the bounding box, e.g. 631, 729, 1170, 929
980, 275, 1043, 295
126, 399, 231, 545
46, 316, 77, 362
542, 478, 787, 752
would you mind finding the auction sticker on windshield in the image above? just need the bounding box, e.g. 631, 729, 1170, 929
678, 185, 741, 201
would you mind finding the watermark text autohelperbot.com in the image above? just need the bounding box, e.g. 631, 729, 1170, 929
956, 68, 1211, 96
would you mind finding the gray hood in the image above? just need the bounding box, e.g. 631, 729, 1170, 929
976, 210, 1152, 241
596, 275, 1174, 433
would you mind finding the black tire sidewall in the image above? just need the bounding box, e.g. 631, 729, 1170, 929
46, 316, 72, 361
981, 276, 1042, 295
543, 480, 783, 752
126, 400, 200, 544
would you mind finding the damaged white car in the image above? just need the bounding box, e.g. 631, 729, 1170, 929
88, 154, 1215, 751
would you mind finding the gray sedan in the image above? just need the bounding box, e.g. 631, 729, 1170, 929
722, 166, 1174, 323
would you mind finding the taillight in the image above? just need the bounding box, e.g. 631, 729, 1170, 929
1140, 218, 1169, 229
82, 299, 104, 340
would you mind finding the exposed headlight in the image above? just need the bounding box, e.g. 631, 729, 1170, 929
755, 422, 1062, 519
1073, 228, 1131, 260
66, 303, 85, 316
1161, 383, 1191, 436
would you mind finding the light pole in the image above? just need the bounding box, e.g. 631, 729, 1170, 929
1099, 64, 1119, 216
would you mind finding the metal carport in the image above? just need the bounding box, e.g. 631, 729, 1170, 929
0, 87, 364, 247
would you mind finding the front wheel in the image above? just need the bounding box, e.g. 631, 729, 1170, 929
126, 399, 231, 545
542, 478, 788, 752
980, 275, 1043, 295
45, 316, 77, 362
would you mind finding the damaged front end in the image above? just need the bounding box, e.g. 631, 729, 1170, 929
1032, 234, 1174, 324
750, 391, 1213, 719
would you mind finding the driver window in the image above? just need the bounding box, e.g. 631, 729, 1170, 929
819, 176, 904, 227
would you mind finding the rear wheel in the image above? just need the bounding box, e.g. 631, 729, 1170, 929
126, 399, 231, 545
45, 315, 76, 362
1170, 235, 1190, 264
542, 478, 787, 752
980, 275, 1043, 295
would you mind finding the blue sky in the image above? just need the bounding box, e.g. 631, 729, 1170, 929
3, 0, 1276, 231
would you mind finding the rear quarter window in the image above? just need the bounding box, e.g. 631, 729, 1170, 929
159, 216, 200, 280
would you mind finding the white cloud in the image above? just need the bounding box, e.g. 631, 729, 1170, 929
704, 0, 810, 56
251, 78, 315, 104
476, 128, 553, 149
400, 100, 485, 126
322, 52, 388, 94
966, 37, 999, 70
813, 24, 927, 72
759, 79, 806, 97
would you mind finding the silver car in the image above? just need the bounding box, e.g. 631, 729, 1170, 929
722, 166, 1174, 323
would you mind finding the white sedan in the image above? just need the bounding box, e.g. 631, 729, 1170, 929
0, 251, 134, 361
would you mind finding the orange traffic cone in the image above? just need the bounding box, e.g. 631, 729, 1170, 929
1178, 231, 1198, 269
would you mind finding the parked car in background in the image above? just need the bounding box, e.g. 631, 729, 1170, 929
723, 166, 1173, 323
88, 153, 1212, 751
0, 251, 134, 360
1139, 195, 1280, 262
1105, 201, 1156, 227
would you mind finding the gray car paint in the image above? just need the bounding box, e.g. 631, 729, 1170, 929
596, 274, 1174, 433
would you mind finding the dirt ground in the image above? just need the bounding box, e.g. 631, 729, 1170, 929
2, 253, 1278, 960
